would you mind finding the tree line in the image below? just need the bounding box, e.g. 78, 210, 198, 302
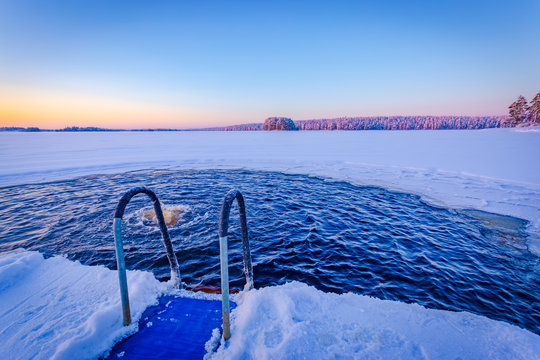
204, 115, 509, 131
294, 115, 507, 131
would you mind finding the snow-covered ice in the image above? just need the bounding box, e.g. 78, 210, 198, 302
0, 250, 166, 360
209, 282, 539, 359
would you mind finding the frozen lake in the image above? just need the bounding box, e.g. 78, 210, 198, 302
2, 129, 540, 184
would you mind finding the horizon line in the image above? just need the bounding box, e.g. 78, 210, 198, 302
1, 114, 508, 131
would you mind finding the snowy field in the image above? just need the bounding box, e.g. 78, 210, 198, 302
1, 128, 539, 359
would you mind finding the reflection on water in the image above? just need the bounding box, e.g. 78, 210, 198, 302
0, 169, 538, 334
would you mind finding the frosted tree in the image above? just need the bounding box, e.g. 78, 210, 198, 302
263, 118, 276, 130
508, 95, 528, 126
263, 117, 297, 130
528, 91, 540, 124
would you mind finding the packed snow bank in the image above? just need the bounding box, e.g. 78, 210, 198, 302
209, 282, 540, 360
0, 250, 167, 360
2, 255, 538, 360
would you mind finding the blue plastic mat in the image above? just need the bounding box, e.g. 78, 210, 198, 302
107, 296, 234, 359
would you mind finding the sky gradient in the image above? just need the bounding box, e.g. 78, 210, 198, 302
1, 0, 539, 129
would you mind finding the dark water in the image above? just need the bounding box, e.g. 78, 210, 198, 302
0, 170, 538, 334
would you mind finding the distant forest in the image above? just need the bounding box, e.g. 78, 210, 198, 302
297, 116, 507, 130
202, 116, 508, 131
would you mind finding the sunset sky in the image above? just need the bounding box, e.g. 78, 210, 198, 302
1, 0, 539, 129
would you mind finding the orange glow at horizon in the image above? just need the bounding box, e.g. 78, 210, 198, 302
0, 86, 234, 129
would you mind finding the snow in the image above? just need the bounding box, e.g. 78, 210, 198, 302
1, 128, 540, 253
0, 249, 225, 360
208, 282, 539, 359
0, 250, 167, 360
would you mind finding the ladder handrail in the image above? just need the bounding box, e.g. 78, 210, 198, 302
113, 187, 182, 326
218, 189, 253, 340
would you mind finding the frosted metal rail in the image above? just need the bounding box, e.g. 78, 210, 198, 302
218, 189, 254, 340
113, 187, 182, 326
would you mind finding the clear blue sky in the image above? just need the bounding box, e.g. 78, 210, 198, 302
1, 0, 539, 128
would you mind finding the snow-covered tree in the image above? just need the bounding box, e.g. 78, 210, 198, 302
263, 117, 297, 130
528, 91, 540, 124
508, 95, 528, 126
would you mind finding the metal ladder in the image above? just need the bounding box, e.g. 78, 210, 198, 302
113, 187, 182, 326
112, 187, 253, 341
218, 189, 254, 340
